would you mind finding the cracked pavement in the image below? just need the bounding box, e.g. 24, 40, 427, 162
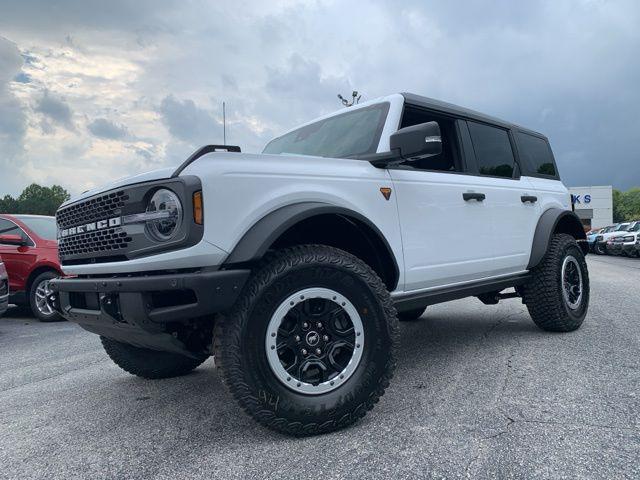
0, 255, 638, 479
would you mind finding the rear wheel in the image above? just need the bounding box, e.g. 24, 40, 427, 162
101, 337, 208, 379
523, 234, 589, 332
29, 271, 63, 322
398, 307, 427, 322
214, 245, 399, 436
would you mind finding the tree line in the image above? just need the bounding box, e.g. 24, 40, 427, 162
0, 184, 71, 216
613, 188, 640, 223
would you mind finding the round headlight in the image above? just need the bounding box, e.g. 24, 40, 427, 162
145, 189, 183, 241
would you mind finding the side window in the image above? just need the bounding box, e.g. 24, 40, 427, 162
398, 106, 461, 172
515, 131, 557, 177
0, 219, 29, 244
467, 121, 516, 178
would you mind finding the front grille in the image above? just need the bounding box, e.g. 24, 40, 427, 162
58, 228, 133, 257
57, 190, 129, 229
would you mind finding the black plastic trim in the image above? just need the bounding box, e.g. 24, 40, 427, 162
394, 273, 531, 312
50, 268, 250, 324
172, 144, 241, 178
527, 208, 587, 269
223, 202, 400, 288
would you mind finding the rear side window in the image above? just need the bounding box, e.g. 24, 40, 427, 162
467, 122, 516, 178
515, 131, 557, 177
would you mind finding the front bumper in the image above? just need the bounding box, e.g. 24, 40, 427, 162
49, 268, 249, 355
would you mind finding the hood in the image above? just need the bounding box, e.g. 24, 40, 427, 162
61, 167, 175, 207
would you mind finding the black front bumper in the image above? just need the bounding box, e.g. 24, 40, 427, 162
49, 269, 249, 356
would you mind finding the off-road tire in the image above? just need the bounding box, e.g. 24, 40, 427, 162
398, 307, 427, 322
523, 234, 589, 332
101, 337, 208, 379
214, 245, 399, 436
29, 271, 63, 322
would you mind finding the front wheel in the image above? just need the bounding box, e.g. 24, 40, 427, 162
594, 242, 606, 255
523, 234, 589, 332
214, 245, 399, 436
30, 271, 63, 322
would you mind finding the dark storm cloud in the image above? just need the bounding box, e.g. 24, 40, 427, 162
87, 118, 130, 140
159, 95, 221, 146
35, 90, 75, 131
0, 0, 639, 195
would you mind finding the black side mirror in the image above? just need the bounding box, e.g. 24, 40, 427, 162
390, 121, 442, 161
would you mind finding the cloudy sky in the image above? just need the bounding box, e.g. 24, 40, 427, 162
0, 0, 639, 196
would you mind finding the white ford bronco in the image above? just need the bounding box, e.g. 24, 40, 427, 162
50, 93, 589, 435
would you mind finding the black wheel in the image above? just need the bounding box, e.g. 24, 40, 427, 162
101, 337, 208, 379
29, 271, 63, 322
594, 242, 606, 255
214, 245, 399, 436
398, 307, 426, 322
523, 234, 589, 332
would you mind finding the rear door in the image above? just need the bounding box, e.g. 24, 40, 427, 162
464, 121, 540, 274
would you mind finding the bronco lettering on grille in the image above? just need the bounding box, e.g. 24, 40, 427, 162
58, 217, 121, 238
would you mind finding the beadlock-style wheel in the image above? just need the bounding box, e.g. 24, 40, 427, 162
561, 255, 583, 310
265, 287, 364, 395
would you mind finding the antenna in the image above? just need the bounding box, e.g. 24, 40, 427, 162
223, 101, 226, 145
337, 91, 361, 107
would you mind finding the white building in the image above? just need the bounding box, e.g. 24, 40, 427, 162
568, 186, 613, 230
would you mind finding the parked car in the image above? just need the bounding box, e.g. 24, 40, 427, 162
620, 221, 640, 257
607, 235, 624, 255
594, 223, 630, 254
49, 92, 589, 435
0, 260, 8, 318
586, 228, 605, 253
0, 214, 63, 321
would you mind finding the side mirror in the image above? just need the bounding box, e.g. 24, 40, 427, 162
0, 234, 25, 246
390, 121, 442, 160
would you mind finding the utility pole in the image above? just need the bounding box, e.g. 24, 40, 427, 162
223, 101, 226, 145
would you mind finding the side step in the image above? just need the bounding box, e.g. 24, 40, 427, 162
393, 273, 530, 311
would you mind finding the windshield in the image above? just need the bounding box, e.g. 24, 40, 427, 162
616, 224, 630, 231
15, 216, 57, 240
263, 102, 390, 158
628, 223, 640, 232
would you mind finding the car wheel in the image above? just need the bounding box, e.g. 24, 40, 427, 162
594, 243, 605, 255
29, 271, 63, 322
398, 307, 427, 321
523, 234, 589, 332
101, 337, 208, 379
214, 245, 399, 436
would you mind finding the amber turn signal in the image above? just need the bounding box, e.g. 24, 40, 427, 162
193, 191, 203, 224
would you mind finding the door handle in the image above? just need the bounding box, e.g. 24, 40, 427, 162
521, 195, 538, 203
463, 192, 486, 202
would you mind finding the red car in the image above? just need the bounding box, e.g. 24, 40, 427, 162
0, 214, 63, 321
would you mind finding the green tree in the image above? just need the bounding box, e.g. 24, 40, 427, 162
0, 184, 70, 216
621, 188, 640, 221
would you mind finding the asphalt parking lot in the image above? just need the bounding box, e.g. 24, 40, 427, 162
1, 255, 638, 480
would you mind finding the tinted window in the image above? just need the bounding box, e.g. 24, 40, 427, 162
0, 219, 29, 244
14, 216, 57, 240
263, 102, 389, 158
467, 122, 516, 178
516, 131, 557, 177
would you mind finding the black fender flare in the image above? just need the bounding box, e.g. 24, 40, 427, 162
527, 208, 588, 269
223, 202, 400, 284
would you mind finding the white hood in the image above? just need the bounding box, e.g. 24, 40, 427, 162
61, 167, 175, 207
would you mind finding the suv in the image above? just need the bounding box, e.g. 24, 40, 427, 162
0, 214, 63, 321
594, 223, 630, 254
618, 221, 640, 257
49, 93, 589, 435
